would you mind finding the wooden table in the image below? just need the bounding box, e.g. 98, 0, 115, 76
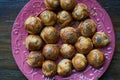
0, 0, 120, 80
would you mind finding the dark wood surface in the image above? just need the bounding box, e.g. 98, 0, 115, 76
0, 0, 120, 80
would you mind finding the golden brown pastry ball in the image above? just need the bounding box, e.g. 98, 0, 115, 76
40, 10, 57, 26
42, 60, 57, 77
78, 19, 96, 37
75, 36, 93, 54
72, 54, 87, 71
60, 27, 78, 44
24, 16, 43, 34
60, 0, 76, 10
57, 10, 73, 27
60, 44, 75, 59
92, 32, 110, 48
25, 35, 43, 51
40, 26, 59, 44
42, 44, 60, 60
87, 49, 105, 68
26, 51, 44, 67
72, 3, 89, 20
57, 59, 72, 77
44, 0, 60, 10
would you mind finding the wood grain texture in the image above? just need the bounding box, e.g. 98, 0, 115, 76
0, 0, 120, 80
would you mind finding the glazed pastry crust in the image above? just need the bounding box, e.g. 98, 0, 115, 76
44, 0, 60, 10
42, 44, 60, 60
60, 44, 75, 59
27, 51, 44, 67
78, 19, 96, 37
72, 54, 87, 71
72, 3, 89, 20
60, 27, 78, 44
25, 35, 43, 51
40, 10, 57, 26
42, 60, 57, 77
87, 49, 105, 68
75, 36, 93, 54
24, 16, 43, 34
60, 0, 76, 10
57, 59, 72, 77
92, 32, 110, 47
40, 26, 59, 44
57, 11, 73, 27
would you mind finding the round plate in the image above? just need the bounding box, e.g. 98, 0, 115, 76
11, 0, 115, 80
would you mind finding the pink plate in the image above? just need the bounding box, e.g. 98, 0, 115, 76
11, 0, 115, 80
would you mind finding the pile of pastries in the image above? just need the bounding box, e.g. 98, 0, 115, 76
24, 0, 110, 77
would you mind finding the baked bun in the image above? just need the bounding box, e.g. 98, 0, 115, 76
42, 60, 57, 77
57, 59, 72, 77
60, 27, 78, 44
44, 0, 60, 10
27, 51, 44, 67
75, 36, 93, 54
72, 53, 87, 71
24, 16, 43, 34
42, 44, 60, 60
60, 0, 76, 10
25, 35, 43, 51
72, 3, 89, 20
60, 44, 75, 59
92, 32, 110, 47
78, 19, 96, 37
40, 26, 59, 44
57, 10, 73, 27
40, 10, 57, 26
87, 49, 105, 68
